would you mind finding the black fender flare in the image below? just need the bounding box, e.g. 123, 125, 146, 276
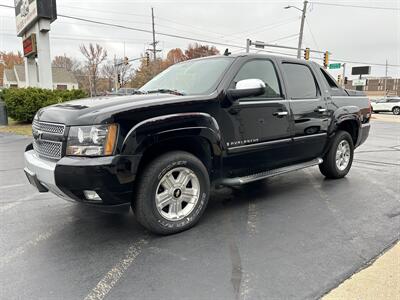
322, 106, 362, 156
121, 112, 223, 157
330, 106, 362, 135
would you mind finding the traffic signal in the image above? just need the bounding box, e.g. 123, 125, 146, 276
344, 77, 348, 84
117, 74, 121, 85
146, 52, 150, 66
304, 48, 310, 60
323, 51, 329, 68
337, 74, 342, 84
124, 57, 129, 65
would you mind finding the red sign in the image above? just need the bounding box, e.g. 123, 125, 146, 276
23, 34, 37, 58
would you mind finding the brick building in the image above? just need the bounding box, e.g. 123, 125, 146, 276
345, 78, 400, 98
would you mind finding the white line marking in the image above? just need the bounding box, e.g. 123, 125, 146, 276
0, 183, 26, 190
0, 194, 40, 213
240, 272, 252, 300
84, 239, 148, 300
247, 202, 258, 236
0, 217, 75, 268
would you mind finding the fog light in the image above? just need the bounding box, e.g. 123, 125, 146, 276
83, 190, 102, 201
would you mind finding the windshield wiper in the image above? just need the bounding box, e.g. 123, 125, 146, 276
144, 89, 186, 96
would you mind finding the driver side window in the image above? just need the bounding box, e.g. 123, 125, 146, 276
233, 60, 282, 99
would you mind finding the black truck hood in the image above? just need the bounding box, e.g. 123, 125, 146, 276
35, 93, 208, 125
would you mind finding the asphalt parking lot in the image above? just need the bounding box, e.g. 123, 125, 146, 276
1, 120, 399, 300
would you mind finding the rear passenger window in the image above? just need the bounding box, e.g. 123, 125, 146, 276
320, 68, 339, 89
233, 60, 282, 98
282, 63, 319, 99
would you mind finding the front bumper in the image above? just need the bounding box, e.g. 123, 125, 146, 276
24, 150, 74, 201
24, 149, 141, 210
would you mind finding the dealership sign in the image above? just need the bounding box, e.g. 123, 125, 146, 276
23, 33, 37, 57
352, 79, 367, 87
15, 0, 57, 37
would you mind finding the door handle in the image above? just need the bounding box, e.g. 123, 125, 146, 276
315, 108, 327, 113
273, 111, 288, 117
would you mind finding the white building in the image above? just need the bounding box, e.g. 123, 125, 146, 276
3, 65, 78, 90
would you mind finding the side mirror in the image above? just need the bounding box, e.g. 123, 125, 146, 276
227, 79, 266, 101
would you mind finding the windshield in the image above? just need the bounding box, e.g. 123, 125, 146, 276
140, 57, 234, 95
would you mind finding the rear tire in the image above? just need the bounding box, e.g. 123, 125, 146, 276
319, 131, 354, 179
392, 107, 400, 115
133, 151, 210, 235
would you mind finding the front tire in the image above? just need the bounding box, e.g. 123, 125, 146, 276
319, 131, 354, 179
133, 151, 210, 235
392, 107, 400, 115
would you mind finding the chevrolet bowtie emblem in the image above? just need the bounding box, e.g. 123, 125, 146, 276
32, 129, 43, 140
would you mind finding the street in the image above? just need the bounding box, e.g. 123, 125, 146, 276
0, 120, 399, 300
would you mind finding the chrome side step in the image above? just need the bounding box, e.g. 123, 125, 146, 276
219, 158, 323, 187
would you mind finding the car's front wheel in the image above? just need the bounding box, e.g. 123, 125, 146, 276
133, 151, 210, 235
392, 107, 400, 115
319, 131, 354, 179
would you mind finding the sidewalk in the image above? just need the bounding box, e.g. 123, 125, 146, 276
323, 242, 400, 300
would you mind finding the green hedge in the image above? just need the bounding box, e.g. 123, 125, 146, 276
2, 88, 87, 123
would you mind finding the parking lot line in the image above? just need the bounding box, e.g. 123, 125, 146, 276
0, 216, 75, 268
84, 239, 148, 300
0, 183, 26, 190
0, 193, 42, 213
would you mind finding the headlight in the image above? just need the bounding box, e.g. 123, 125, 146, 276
66, 124, 118, 156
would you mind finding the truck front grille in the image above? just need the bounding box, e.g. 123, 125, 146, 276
32, 120, 66, 135
33, 140, 63, 160
32, 120, 66, 160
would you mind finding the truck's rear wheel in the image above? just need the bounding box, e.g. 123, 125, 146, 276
319, 131, 354, 179
133, 151, 210, 235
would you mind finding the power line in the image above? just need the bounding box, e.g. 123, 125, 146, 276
268, 33, 299, 43
305, 19, 319, 50
310, 2, 400, 11
1, 4, 399, 68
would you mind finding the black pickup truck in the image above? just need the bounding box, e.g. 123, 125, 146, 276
24, 54, 371, 234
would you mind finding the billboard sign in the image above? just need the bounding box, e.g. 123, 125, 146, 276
351, 66, 371, 76
15, 0, 57, 37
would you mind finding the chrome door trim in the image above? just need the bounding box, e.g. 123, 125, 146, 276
227, 138, 292, 153
293, 133, 327, 142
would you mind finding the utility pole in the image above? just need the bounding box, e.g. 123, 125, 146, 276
284, 1, 308, 59
151, 7, 157, 61
114, 55, 119, 92
297, 1, 308, 59
342, 63, 346, 88
384, 59, 388, 97
246, 39, 251, 53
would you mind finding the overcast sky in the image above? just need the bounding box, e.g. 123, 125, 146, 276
0, 0, 399, 78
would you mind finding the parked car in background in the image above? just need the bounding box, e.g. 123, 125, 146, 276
371, 97, 400, 115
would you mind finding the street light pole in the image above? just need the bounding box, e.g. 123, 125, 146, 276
285, 1, 308, 59
297, 1, 308, 59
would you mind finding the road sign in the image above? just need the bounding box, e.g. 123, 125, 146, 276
352, 79, 367, 87
329, 63, 341, 69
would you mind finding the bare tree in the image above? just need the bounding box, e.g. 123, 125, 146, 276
52, 54, 80, 72
80, 43, 107, 96
102, 60, 132, 91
